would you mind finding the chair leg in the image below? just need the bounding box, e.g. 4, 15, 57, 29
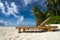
18, 29, 21, 33
23, 29, 25, 32
48, 28, 52, 32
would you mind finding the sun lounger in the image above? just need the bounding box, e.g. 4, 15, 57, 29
16, 17, 58, 33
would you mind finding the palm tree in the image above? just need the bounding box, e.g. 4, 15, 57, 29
46, 0, 60, 24
32, 5, 51, 26
47, 0, 60, 16
32, 6, 41, 26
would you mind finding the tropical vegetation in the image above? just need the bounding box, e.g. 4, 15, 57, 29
32, 0, 60, 26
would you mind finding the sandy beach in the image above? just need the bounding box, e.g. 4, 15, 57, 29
0, 24, 60, 40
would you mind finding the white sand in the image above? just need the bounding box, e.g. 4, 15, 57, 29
0, 24, 60, 40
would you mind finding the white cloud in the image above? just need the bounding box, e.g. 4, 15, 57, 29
23, 0, 39, 6
0, 20, 16, 26
11, 2, 18, 13
23, 0, 32, 5
0, 20, 7, 26
5, 1, 19, 18
17, 16, 24, 24
0, 20, 4, 23
0, 1, 24, 26
23, 0, 46, 7
19, 16, 24, 23
0, 1, 18, 17
0, 20, 5, 26
3, 21, 12, 26
0, 1, 6, 14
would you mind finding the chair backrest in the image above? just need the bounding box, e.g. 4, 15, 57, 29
39, 17, 51, 26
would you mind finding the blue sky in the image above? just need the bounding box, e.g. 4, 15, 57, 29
0, 0, 47, 26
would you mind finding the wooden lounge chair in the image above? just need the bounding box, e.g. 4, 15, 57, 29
16, 26, 58, 33
16, 17, 58, 33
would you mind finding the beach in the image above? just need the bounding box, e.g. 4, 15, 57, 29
0, 24, 60, 40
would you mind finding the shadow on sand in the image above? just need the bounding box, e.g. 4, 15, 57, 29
52, 29, 60, 32
19, 29, 60, 33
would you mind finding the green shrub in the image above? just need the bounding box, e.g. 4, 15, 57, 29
45, 16, 60, 24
